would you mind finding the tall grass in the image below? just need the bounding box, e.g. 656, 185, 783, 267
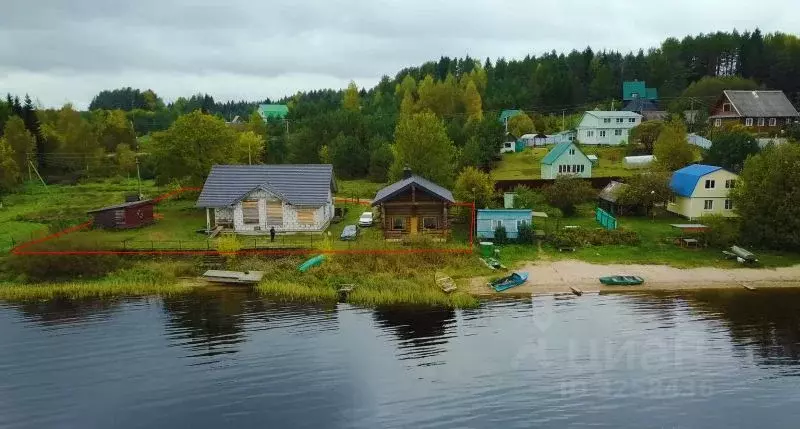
238, 253, 486, 309
0, 260, 200, 301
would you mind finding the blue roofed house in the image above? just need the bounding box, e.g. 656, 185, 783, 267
541, 142, 592, 179
667, 164, 738, 220
197, 165, 336, 234
477, 209, 532, 239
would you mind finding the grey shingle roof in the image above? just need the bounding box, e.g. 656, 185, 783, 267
372, 175, 455, 205
197, 164, 335, 208
723, 90, 799, 118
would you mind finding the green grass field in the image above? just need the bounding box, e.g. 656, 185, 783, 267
492, 146, 633, 180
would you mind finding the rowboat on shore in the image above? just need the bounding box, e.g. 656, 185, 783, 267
489, 272, 529, 292
599, 275, 644, 286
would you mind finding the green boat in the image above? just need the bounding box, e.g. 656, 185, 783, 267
298, 255, 325, 273
599, 275, 644, 286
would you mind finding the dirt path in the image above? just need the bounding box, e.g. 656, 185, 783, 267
467, 259, 800, 296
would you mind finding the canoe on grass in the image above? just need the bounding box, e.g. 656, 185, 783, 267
298, 255, 325, 272
599, 275, 644, 286
489, 272, 529, 292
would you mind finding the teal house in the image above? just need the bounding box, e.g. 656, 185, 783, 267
257, 104, 289, 120
622, 81, 657, 101
541, 142, 592, 179
476, 209, 532, 239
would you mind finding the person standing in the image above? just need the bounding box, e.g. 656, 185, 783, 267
270, 226, 276, 242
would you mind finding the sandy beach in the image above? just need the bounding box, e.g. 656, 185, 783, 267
468, 259, 800, 296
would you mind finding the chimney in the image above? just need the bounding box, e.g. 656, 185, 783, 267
402, 166, 413, 179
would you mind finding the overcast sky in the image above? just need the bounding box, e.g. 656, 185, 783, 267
1, 0, 797, 109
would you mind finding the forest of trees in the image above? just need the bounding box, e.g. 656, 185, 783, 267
1, 29, 800, 194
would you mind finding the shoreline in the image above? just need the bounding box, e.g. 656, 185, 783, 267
467, 259, 800, 296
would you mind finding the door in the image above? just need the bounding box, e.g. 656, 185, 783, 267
410, 216, 419, 234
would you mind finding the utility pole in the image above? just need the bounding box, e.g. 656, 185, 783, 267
248, 142, 252, 165
689, 98, 695, 133
561, 110, 565, 131
135, 156, 142, 198
284, 119, 289, 134
27, 153, 32, 182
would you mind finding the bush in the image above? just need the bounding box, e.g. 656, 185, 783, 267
494, 225, 508, 244
517, 222, 534, 244
700, 214, 741, 248
550, 228, 640, 248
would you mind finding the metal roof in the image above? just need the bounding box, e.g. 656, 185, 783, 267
197, 164, 335, 208
719, 90, 799, 118
499, 109, 523, 122
669, 164, 723, 197
87, 199, 153, 214
584, 110, 643, 118
372, 174, 454, 205
541, 142, 587, 165
257, 104, 289, 119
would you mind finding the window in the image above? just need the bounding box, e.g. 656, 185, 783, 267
614, 129, 623, 136
266, 201, 283, 226
616, 118, 624, 124
392, 217, 406, 230
725, 199, 734, 210
569, 148, 575, 155
586, 130, 594, 137
599, 130, 606, 137
725, 179, 737, 189
422, 216, 438, 230
704, 200, 713, 210
493, 219, 504, 229
242, 200, 259, 224
580, 164, 585, 173
714, 119, 722, 127
603, 118, 611, 124
628, 118, 636, 123
705, 179, 715, 189
517, 219, 528, 230
558, 165, 563, 173
745, 118, 753, 126
669, 194, 676, 204
296, 208, 315, 225
722, 103, 731, 112
758, 117, 765, 127
769, 118, 777, 126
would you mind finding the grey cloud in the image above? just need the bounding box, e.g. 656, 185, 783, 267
1, 0, 798, 108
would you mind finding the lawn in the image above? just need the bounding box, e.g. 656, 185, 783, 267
1, 179, 162, 252
491, 206, 800, 269
492, 146, 632, 180
336, 179, 387, 200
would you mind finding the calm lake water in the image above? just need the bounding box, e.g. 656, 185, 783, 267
1, 288, 800, 428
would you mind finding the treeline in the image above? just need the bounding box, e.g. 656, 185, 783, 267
3, 29, 800, 195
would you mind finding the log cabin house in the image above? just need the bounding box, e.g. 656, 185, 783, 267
371, 169, 455, 239
709, 90, 799, 129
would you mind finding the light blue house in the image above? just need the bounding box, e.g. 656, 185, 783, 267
476, 209, 532, 239
540, 142, 593, 179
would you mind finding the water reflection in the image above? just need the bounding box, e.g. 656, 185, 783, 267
681, 289, 800, 363
13, 296, 121, 326
372, 307, 456, 361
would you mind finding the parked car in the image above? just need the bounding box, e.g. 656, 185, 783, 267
340, 225, 358, 240
358, 211, 374, 227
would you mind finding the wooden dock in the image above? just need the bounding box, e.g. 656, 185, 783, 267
202, 270, 264, 285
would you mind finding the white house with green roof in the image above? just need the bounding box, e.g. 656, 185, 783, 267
257, 104, 289, 120
576, 110, 642, 145
540, 142, 592, 179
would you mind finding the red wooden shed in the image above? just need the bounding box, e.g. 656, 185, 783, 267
87, 200, 155, 229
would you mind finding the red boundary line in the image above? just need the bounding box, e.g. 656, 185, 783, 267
11, 188, 477, 257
